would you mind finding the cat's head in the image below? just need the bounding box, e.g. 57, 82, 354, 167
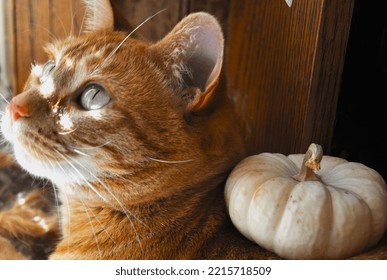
1, 0, 244, 204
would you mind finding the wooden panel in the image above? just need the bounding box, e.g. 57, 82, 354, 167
11, 0, 229, 94
227, 0, 354, 155
13, 0, 33, 93
51, 0, 85, 38
30, 0, 50, 62
11, 0, 85, 93
0, 0, 13, 91
112, 0, 229, 41
301, 0, 356, 151
111, 0, 181, 41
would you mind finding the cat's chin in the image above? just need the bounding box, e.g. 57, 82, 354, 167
11, 143, 91, 188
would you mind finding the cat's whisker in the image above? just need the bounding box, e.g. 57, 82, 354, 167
52, 159, 73, 250
42, 178, 51, 189
69, 0, 75, 37
61, 188, 72, 251
0, 138, 10, 146
42, 155, 63, 238
51, 177, 65, 244
147, 157, 196, 164
77, 188, 117, 246
54, 149, 109, 203
111, 173, 143, 189
78, 197, 103, 259
0, 91, 10, 105
78, 4, 87, 37
55, 152, 120, 248
31, 23, 59, 43
101, 9, 166, 69
53, 8, 68, 38
79, 164, 146, 227
57, 154, 135, 249
71, 148, 90, 157
58, 127, 78, 135
0, 139, 8, 146
68, 140, 112, 151
95, 183, 144, 253
67, 141, 113, 157
66, 155, 146, 252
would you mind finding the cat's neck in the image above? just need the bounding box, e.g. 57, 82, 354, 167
52, 173, 228, 259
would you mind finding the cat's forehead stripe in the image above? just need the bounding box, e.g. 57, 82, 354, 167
37, 38, 123, 99
37, 46, 105, 98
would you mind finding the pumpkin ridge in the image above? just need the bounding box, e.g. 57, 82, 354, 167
326, 178, 387, 249
361, 203, 374, 250
270, 179, 303, 255
249, 177, 295, 253
325, 186, 335, 258
310, 183, 334, 259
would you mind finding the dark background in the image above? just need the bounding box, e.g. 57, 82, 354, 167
331, 0, 387, 179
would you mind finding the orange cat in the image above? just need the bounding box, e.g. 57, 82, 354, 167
0, 0, 277, 259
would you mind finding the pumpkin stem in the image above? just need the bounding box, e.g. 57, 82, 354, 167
293, 143, 323, 182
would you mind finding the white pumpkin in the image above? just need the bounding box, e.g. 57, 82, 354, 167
225, 143, 387, 259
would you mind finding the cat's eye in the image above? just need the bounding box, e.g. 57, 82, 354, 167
79, 84, 111, 110
40, 60, 56, 83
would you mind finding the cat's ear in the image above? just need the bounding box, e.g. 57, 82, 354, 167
154, 12, 224, 111
83, 0, 114, 32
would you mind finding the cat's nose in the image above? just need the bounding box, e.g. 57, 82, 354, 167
9, 94, 30, 122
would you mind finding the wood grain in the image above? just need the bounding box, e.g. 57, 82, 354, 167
227, 0, 354, 155
111, 0, 181, 41
11, 0, 85, 93
302, 0, 355, 152
10, 0, 229, 94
